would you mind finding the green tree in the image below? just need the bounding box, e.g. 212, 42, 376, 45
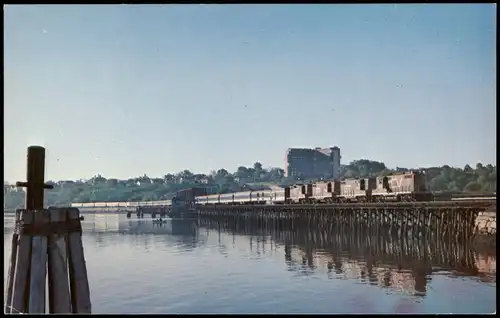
464, 181, 482, 193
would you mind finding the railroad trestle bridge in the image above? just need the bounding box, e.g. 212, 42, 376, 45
195, 200, 495, 241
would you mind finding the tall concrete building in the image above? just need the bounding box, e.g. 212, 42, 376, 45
284, 146, 341, 180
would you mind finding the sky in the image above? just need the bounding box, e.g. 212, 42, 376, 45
4, 4, 497, 182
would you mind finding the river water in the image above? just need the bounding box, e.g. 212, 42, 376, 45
3, 214, 496, 314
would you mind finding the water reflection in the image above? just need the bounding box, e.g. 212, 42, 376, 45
197, 218, 496, 297
77, 215, 205, 251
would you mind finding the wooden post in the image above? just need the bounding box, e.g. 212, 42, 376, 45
7, 146, 91, 314
10, 146, 52, 314
17, 146, 51, 211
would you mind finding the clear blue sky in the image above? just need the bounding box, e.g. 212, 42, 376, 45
4, 4, 496, 182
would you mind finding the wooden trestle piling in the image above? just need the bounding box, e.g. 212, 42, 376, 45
195, 201, 494, 243
5, 146, 91, 314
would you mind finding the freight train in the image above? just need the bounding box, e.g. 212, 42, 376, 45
195, 171, 432, 204
70, 171, 432, 209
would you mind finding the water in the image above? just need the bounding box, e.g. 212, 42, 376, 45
3, 214, 496, 314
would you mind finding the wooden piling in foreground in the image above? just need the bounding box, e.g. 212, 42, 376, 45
6, 146, 91, 314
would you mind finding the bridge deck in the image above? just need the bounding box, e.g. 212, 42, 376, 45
197, 199, 495, 210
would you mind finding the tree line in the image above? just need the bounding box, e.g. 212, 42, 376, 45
3, 160, 496, 210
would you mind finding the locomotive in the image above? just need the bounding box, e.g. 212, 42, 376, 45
284, 171, 432, 203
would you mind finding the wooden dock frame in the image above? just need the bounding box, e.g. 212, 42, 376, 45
4, 146, 91, 314
195, 201, 494, 243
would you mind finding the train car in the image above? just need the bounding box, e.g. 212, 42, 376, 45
190, 189, 285, 206
287, 181, 341, 204
233, 191, 252, 204
252, 190, 274, 204
259, 190, 281, 204
191, 189, 285, 206
296, 177, 375, 203
285, 184, 307, 203
335, 171, 432, 203
205, 193, 220, 205
339, 179, 361, 202
370, 176, 395, 201
219, 193, 234, 204
310, 181, 341, 203
311, 181, 328, 203
195, 195, 209, 205
271, 189, 286, 204
371, 171, 431, 202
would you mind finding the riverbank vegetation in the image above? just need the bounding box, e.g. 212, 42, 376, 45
4, 160, 496, 209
